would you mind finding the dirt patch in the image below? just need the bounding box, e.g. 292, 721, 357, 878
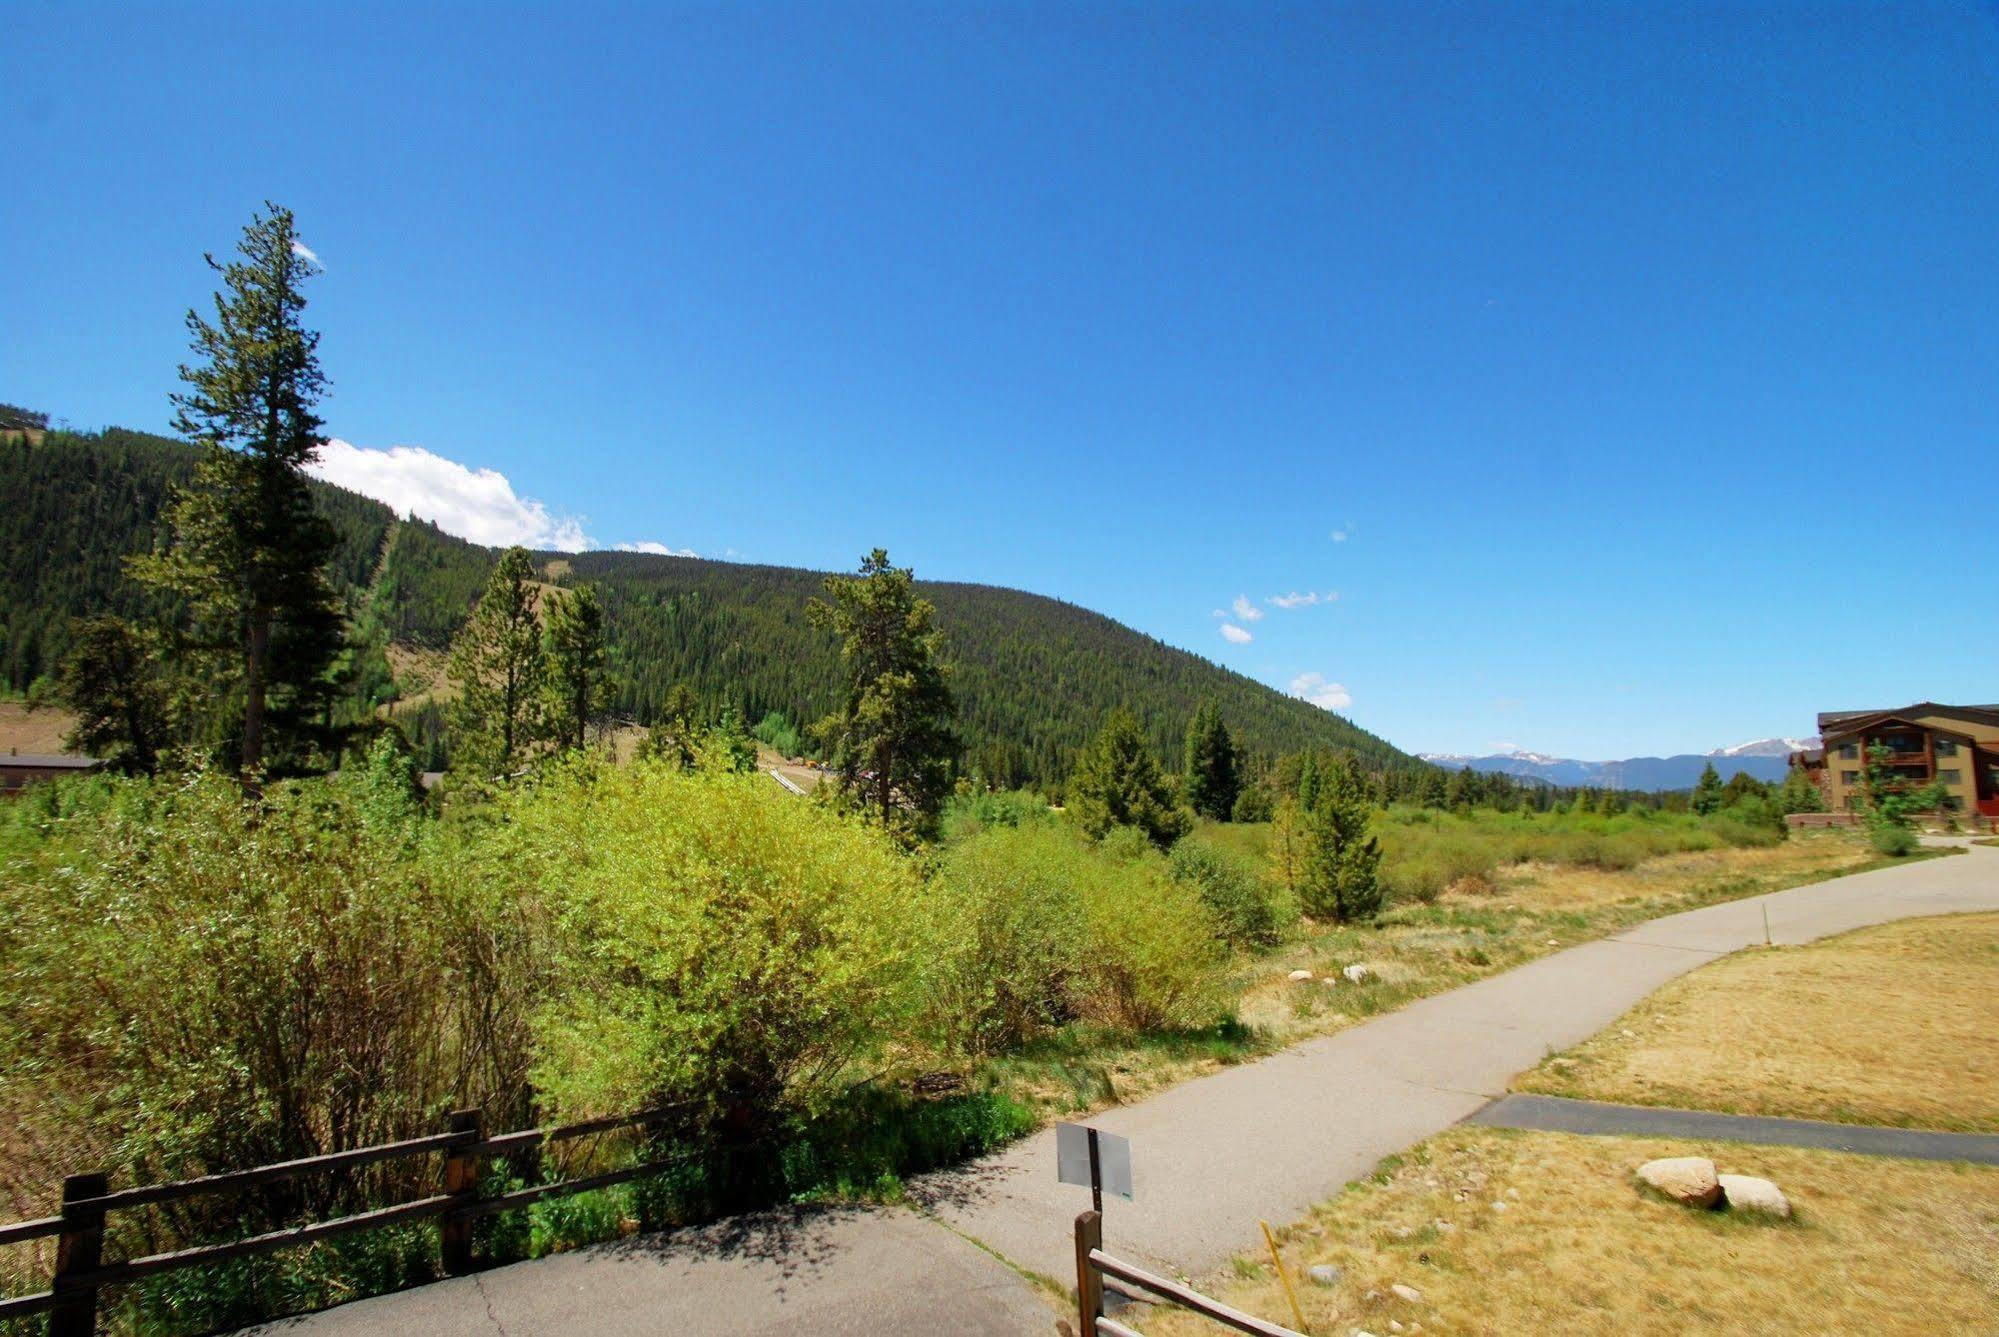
0, 702, 78, 755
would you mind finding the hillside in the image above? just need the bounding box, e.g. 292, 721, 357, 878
1419, 748, 1794, 790
0, 423, 1419, 783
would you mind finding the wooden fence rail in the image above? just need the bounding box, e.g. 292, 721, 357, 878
0, 1100, 703, 1335
1073, 1210, 1303, 1337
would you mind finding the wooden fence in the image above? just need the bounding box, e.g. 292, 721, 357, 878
0, 1101, 707, 1336
1073, 1210, 1303, 1337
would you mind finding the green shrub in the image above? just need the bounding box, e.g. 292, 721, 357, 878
493, 756, 932, 1129
1169, 840, 1279, 947
940, 787, 1054, 842
927, 825, 1228, 1050
1869, 822, 1918, 857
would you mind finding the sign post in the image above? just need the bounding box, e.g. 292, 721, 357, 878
1057, 1122, 1133, 1214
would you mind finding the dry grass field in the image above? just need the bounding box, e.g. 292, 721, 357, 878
1518, 912, 1999, 1132
0, 701, 76, 755
1143, 1127, 1999, 1337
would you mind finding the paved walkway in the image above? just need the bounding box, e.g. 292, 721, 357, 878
1467, 1093, 1999, 1164
255, 840, 1999, 1335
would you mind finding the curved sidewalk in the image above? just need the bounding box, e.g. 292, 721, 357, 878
258, 841, 1999, 1335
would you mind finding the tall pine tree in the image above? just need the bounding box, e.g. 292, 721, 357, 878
1182, 699, 1241, 821
1068, 706, 1191, 850
1299, 752, 1383, 923
132, 203, 345, 778
807, 549, 959, 836
448, 547, 547, 779
543, 582, 611, 752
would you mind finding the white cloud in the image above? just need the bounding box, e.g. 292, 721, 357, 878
1330, 525, 1351, 543
1219, 623, 1254, 645
309, 439, 592, 552
1231, 594, 1265, 622
1268, 590, 1339, 609
616, 540, 698, 558
291, 240, 322, 267
1289, 672, 1352, 711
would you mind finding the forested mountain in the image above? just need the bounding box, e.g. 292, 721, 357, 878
1, 422, 1420, 783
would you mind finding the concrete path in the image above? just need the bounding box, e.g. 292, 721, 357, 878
1468, 1093, 1999, 1165
256, 840, 1999, 1335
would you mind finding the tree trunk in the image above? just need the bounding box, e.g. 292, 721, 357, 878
243, 612, 270, 779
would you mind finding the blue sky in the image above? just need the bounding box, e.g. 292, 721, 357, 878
7, 2, 1997, 760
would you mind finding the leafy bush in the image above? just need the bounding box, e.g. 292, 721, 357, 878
927, 825, 1228, 1052
940, 787, 1054, 842
488, 757, 932, 1129
750, 709, 805, 758
1169, 840, 1279, 947
1870, 823, 1918, 857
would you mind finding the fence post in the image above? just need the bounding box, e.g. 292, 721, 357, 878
439, 1108, 486, 1276
1074, 1209, 1103, 1337
50, 1171, 108, 1337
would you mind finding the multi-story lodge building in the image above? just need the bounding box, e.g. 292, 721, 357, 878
1792, 703, 1999, 821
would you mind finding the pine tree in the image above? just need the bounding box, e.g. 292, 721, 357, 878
1779, 765, 1826, 814
544, 582, 611, 752
807, 548, 959, 836
709, 703, 759, 773
56, 616, 167, 774
1690, 761, 1725, 816
1298, 752, 1383, 922
131, 202, 345, 779
1183, 699, 1241, 821
638, 682, 702, 768
448, 547, 547, 779
1297, 750, 1323, 810
1068, 706, 1191, 849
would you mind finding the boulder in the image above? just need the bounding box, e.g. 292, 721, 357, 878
1390, 1283, 1423, 1303
1343, 964, 1373, 984
1308, 1264, 1343, 1286
1288, 969, 1315, 982
1636, 1157, 1721, 1208
1718, 1174, 1791, 1219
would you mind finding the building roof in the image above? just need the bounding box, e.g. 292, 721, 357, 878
1816, 703, 1999, 737
0, 754, 102, 769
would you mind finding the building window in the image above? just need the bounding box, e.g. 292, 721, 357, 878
1935, 739, 1958, 758
1937, 768, 1961, 786
1841, 770, 1860, 785
1881, 733, 1919, 753
1837, 743, 1859, 760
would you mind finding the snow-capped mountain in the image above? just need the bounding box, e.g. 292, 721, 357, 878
1419, 737, 1814, 791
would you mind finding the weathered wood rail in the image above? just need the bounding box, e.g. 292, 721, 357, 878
0, 1101, 702, 1335
1073, 1210, 1303, 1337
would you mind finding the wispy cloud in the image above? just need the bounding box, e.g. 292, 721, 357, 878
1268, 590, 1338, 609
309, 439, 592, 551
1219, 623, 1254, 645
616, 540, 699, 558
1289, 671, 1352, 711
1231, 594, 1265, 623
1329, 525, 1352, 543
291, 240, 322, 267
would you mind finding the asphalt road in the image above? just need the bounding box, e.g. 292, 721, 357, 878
251, 840, 1999, 1336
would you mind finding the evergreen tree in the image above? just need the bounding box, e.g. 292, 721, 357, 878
1297, 750, 1322, 810
709, 703, 759, 774
131, 203, 345, 779
1690, 761, 1725, 816
807, 548, 958, 836
1069, 706, 1192, 850
1266, 796, 1305, 898
448, 547, 547, 778
637, 682, 703, 768
1721, 771, 1766, 808
1444, 766, 1472, 810
1779, 765, 1826, 814
1298, 752, 1383, 922
543, 582, 611, 752
1182, 700, 1241, 821
56, 616, 167, 774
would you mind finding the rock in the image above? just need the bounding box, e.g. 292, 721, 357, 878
1390, 1323, 1405, 1333
1391, 1283, 1423, 1303
1343, 963, 1373, 983
1308, 1264, 1344, 1286
1636, 1157, 1722, 1208
1491, 1200, 1508, 1212
1288, 969, 1315, 982
1620, 1028, 1636, 1038
1718, 1174, 1791, 1219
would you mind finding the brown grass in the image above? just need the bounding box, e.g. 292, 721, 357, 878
1142, 1127, 1999, 1337
1518, 913, 1999, 1132
0, 701, 77, 755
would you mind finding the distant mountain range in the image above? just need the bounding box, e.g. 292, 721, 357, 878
1418, 738, 1815, 791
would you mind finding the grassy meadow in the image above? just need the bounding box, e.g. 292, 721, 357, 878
0, 766, 1900, 1332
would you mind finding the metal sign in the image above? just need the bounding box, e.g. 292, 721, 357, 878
1057, 1122, 1133, 1209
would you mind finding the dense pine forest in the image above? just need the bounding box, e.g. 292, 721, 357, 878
1, 420, 1418, 786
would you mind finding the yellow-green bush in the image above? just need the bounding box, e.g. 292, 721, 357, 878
486, 757, 934, 1127
928, 824, 1228, 1050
